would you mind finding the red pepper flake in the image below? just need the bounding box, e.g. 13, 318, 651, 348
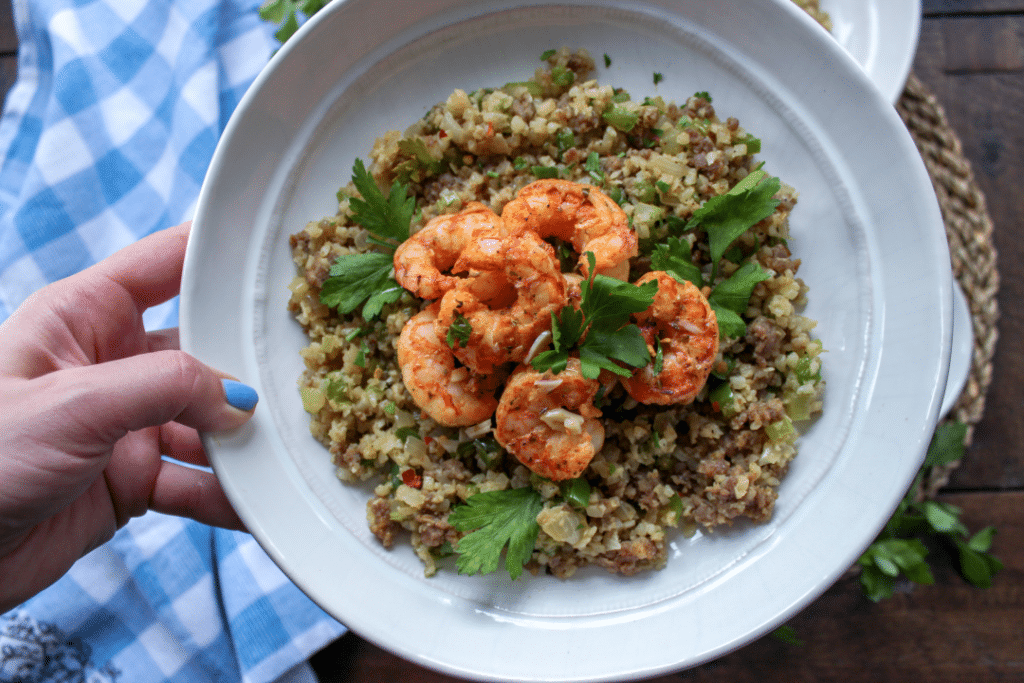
401, 468, 422, 489
712, 401, 721, 412
485, 121, 494, 138
439, 129, 447, 138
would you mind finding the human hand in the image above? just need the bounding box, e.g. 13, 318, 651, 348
0, 222, 257, 611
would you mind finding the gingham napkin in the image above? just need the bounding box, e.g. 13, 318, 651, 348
0, 1, 346, 681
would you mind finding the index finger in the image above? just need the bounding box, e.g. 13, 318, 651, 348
89, 221, 192, 312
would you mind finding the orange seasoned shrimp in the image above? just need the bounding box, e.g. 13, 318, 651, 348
501, 179, 638, 280
494, 359, 605, 481
622, 271, 719, 405
435, 229, 566, 374
396, 303, 502, 427
393, 202, 504, 300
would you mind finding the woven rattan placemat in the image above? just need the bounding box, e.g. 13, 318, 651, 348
896, 73, 1000, 498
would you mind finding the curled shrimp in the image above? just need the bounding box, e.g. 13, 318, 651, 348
393, 202, 505, 300
500, 179, 638, 281
494, 358, 605, 481
435, 229, 566, 374
622, 271, 719, 405
396, 303, 502, 427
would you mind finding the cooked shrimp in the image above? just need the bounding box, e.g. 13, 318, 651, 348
622, 271, 719, 405
393, 202, 504, 300
500, 179, 638, 280
494, 358, 605, 481
396, 303, 502, 427
436, 229, 566, 374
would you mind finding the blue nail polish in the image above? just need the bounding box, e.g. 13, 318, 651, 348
222, 379, 259, 411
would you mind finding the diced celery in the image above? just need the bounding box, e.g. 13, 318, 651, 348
766, 416, 795, 442
561, 478, 592, 509
300, 386, 325, 414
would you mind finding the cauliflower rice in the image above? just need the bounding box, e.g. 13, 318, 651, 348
287, 49, 825, 578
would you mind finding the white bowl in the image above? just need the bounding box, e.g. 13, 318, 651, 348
817, 0, 922, 103
180, 1, 951, 680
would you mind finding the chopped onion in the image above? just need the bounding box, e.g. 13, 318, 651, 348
523, 330, 552, 364
540, 408, 585, 434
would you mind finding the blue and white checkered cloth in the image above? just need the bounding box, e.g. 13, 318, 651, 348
0, 1, 346, 681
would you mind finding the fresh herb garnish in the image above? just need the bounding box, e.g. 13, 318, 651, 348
693, 90, 712, 102
556, 129, 576, 158
448, 487, 543, 579
738, 134, 762, 154
319, 159, 413, 320
532, 165, 560, 179
320, 253, 404, 320
259, 0, 327, 43
651, 236, 703, 287
550, 66, 575, 87
445, 312, 472, 349
456, 437, 504, 468
653, 72, 664, 85
394, 426, 421, 443
686, 168, 781, 278
532, 253, 656, 379
347, 158, 415, 249
584, 152, 605, 185
858, 421, 1004, 601
707, 262, 772, 338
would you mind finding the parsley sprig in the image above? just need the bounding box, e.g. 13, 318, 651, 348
319, 159, 413, 320
531, 253, 656, 379
686, 167, 781, 279
259, 0, 327, 43
448, 488, 543, 579
858, 421, 1004, 601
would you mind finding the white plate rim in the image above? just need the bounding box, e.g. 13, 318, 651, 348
180, 1, 951, 680
809, 0, 922, 103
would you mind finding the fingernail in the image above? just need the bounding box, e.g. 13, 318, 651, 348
222, 379, 259, 411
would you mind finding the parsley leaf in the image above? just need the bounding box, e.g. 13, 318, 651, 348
650, 236, 703, 288
857, 420, 1004, 601
584, 151, 605, 186
707, 261, 771, 339
348, 158, 414, 249
532, 254, 656, 379
446, 312, 472, 349
687, 168, 781, 277
448, 488, 543, 579
259, 0, 327, 43
318, 160, 414, 320
320, 252, 402, 319
579, 324, 651, 378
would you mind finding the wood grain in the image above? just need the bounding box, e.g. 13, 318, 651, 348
924, 0, 1024, 14
914, 15, 1024, 491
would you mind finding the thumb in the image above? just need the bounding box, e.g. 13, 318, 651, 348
42, 350, 257, 452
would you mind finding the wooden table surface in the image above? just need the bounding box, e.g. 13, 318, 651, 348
1, 2, 1019, 682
